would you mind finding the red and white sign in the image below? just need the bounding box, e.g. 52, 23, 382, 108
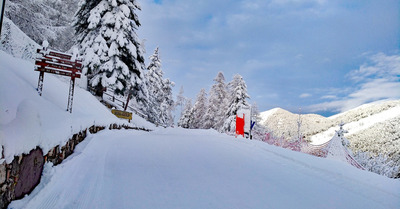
236, 107, 251, 138
34, 46, 82, 113
34, 49, 82, 79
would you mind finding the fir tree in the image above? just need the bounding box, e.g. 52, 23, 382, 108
176, 86, 186, 117
146, 47, 163, 124
250, 102, 267, 140
178, 99, 193, 128
74, 0, 148, 112
191, 89, 208, 129
160, 78, 175, 127
146, 47, 174, 127
221, 74, 250, 133
204, 72, 228, 130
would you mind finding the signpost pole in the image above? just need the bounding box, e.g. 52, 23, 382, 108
37, 71, 44, 96
67, 77, 75, 113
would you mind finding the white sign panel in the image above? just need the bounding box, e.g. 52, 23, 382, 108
237, 107, 251, 133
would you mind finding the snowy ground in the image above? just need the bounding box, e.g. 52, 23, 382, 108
9, 128, 400, 209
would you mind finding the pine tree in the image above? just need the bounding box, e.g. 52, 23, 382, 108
250, 102, 267, 140
191, 88, 208, 129
178, 99, 193, 128
204, 72, 228, 130
176, 86, 186, 117
74, 0, 148, 112
146, 47, 163, 124
160, 78, 175, 127
221, 74, 250, 133
146, 47, 174, 127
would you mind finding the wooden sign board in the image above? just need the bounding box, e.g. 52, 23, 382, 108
34, 47, 82, 113
34, 49, 82, 79
111, 109, 132, 120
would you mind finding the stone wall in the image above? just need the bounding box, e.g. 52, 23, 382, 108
0, 124, 149, 208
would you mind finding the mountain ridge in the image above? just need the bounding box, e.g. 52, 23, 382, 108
260, 99, 400, 177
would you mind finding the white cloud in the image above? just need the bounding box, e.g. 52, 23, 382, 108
321, 95, 337, 100
299, 93, 312, 98
347, 53, 400, 83
308, 53, 400, 113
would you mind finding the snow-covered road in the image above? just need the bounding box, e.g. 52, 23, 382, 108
9, 128, 400, 209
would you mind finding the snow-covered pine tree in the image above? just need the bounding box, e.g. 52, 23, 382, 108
178, 99, 193, 128
160, 78, 175, 127
146, 47, 175, 127
74, 0, 148, 112
176, 86, 186, 117
250, 102, 267, 140
191, 88, 208, 129
221, 74, 250, 133
204, 72, 228, 130
146, 47, 163, 124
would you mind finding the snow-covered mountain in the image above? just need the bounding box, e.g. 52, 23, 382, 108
4, 0, 80, 52
261, 101, 400, 144
260, 101, 400, 176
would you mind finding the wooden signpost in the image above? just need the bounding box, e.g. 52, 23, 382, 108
34, 43, 82, 113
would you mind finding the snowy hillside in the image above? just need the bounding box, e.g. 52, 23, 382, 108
0, 50, 154, 163
260, 101, 400, 144
4, 0, 80, 52
260, 102, 400, 177
0, 17, 39, 61
8, 128, 400, 209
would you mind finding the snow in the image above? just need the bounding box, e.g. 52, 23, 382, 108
0, 51, 153, 163
311, 105, 400, 145
8, 128, 400, 209
259, 107, 279, 125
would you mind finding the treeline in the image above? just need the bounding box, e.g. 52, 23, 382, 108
176, 72, 266, 137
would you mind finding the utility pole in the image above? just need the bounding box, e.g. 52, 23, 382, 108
0, 0, 6, 36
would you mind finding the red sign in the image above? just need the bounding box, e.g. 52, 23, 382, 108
236, 114, 245, 137
34, 49, 82, 79
34, 47, 82, 113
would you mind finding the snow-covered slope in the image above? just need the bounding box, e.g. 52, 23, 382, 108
0, 17, 39, 61
8, 128, 400, 209
0, 51, 154, 163
260, 101, 400, 144
260, 102, 400, 177
261, 107, 327, 139
4, 0, 80, 52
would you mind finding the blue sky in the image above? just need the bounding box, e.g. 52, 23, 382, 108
137, 0, 400, 116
